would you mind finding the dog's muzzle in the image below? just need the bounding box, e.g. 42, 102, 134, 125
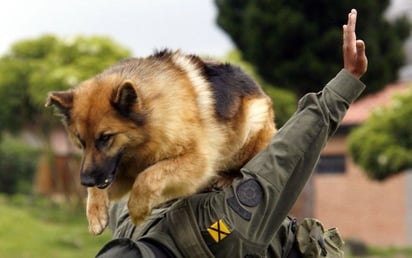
81, 170, 115, 189
80, 151, 123, 189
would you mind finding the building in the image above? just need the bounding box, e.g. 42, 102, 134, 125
313, 82, 411, 246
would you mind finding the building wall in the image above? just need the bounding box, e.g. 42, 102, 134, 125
313, 136, 408, 246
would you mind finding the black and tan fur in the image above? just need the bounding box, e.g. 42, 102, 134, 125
46, 50, 276, 235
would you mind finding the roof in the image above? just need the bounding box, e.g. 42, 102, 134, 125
342, 82, 411, 125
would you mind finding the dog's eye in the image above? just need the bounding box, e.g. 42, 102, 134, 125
96, 133, 114, 148
95, 133, 114, 150
99, 134, 113, 143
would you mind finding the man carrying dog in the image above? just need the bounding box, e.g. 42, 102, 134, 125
96, 9, 367, 258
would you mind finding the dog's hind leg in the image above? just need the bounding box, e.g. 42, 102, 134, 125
86, 187, 109, 235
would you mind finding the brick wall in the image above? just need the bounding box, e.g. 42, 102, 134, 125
313, 136, 408, 246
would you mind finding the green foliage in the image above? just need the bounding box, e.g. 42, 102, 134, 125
348, 89, 412, 180
0, 133, 40, 194
223, 50, 297, 126
215, 0, 411, 96
0, 35, 131, 134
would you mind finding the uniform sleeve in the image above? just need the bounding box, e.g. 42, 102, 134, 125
189, 69, 366, 249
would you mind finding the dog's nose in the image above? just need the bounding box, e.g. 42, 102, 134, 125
81, 173, 97, 187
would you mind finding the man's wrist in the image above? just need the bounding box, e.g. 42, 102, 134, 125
326, 69, 366, 103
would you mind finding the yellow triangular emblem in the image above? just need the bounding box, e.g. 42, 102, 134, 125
207, 219, 231, 243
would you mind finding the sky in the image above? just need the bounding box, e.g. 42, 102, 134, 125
0, 1, 410, 64
0, 0, 234, 57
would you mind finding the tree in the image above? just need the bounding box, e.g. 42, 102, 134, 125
0, 35, 131, 136
0, 35, 131, 198
0, 133, 40, 194
215, 0, 411, 96
348, 89, 412, 180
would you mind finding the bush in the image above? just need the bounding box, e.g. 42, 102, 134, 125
0, 134, 40, 194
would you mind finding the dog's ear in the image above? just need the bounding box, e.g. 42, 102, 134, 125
45, 91, 74, 121
111, 80, 139, 115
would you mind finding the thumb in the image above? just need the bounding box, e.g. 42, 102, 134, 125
355, 40, 368, 77
356, 40, 366, 56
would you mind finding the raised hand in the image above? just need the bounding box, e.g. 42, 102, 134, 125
343, 9, 368, 79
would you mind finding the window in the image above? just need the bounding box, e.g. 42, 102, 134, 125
316, 155, 346, 174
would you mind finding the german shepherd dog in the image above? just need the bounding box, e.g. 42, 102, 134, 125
46, 50, 276, 235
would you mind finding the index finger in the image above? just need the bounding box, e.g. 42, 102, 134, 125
344, 9, 357, 44
347, 9, 357, 32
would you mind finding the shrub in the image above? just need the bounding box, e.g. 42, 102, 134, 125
0, 133, 40, 194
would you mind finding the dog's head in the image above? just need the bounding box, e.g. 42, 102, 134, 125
45, 78, 148, 189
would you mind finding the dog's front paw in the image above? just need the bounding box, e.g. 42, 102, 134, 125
128, 200, 151, 226
87, 199, 109, 235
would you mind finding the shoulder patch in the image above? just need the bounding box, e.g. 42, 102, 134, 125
207, 219, 231, 243
227, 197, 251, 221
236, 179, 264, 207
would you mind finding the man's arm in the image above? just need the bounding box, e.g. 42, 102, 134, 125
235, 69, 365, 240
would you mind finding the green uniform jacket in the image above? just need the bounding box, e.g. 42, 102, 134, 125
98, 69, 366, 258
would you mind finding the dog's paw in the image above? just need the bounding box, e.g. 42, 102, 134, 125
87, 201, 109, 235
128, 201, 150, 226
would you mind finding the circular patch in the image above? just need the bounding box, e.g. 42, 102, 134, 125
236, 179, 263, 207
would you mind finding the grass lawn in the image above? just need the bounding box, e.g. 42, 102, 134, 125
0, 195, 111, 258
